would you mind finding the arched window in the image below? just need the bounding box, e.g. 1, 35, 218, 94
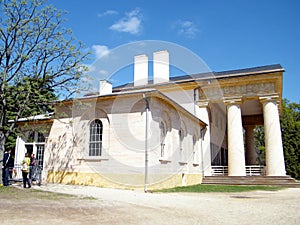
179, 128, 184, 161
192, 135, 197, 163
89, 119, 103, 156
179, 129, 184, 151
160, 121, 166, 157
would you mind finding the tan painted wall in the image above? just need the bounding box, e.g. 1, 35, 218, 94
47, 170, 203, 190
43, 94, 204, 189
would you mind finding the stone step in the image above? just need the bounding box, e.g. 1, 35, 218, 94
202, 176, 300, 188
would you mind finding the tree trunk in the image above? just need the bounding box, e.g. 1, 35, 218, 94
0, 131, 5, 185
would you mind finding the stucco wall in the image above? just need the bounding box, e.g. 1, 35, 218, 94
44, 94, 204, 189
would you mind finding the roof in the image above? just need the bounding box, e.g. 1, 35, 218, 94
59, 89, 207, 127
9, 112, 54, 123
212, 64, 284, 78
12, 89, 207, 127
114, 64, 284, 90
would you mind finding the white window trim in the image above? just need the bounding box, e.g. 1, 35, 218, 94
88, 119, 103, 157
77, 157, 109, 162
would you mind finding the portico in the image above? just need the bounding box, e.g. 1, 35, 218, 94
197, 65, 286, 177
224, 97, 285, 176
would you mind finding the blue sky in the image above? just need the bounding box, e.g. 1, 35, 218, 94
48, 0, 300, 102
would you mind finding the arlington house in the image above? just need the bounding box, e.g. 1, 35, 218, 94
12, 50, 287, 189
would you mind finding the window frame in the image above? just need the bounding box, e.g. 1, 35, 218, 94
89, 119, 103, 157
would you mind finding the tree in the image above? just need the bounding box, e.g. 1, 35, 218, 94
0, 0, 88, 157
254, 125, 265, 165
254, 99, 300, 179
280, 99, 300, 179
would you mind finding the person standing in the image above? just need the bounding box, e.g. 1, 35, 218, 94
21, 153, 31, 188
2, 149, 12, 186
29, 153, 37, 182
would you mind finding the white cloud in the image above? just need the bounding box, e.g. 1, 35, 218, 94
126, 8, 140, 18
175, 20, 199, 38
92, 45, 110, 59
109, 8, 142, 35
98, 10, 118, 17
99, 70, 109, 76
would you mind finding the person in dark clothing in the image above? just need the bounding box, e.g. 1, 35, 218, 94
2, 149, 12, 186
7, 154, 14, 179
29, 153, 37, 181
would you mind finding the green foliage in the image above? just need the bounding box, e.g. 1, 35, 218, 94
254, 125, 266, 165
280, 99, 300, 179
254, 99, 300, 179
0, 0, 89, 152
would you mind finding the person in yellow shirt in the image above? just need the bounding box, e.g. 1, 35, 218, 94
21, 153, 31, 188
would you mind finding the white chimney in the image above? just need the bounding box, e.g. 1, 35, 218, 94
134, 54, 148, 86
99, 80, 112, 96
153, 50, 169, 84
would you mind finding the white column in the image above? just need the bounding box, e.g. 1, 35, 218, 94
225, 99, 246, 176
14, 136, 26, 179
14, 136, 26, 166
197, 100, 211, 176
245, 125, 257, 165
260, 96, 286, 176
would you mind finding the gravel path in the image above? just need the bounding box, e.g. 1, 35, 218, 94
31, 183, 300, 225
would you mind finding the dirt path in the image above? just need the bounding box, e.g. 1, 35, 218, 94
1, 183, 300, 225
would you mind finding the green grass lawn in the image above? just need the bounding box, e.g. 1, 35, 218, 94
1, 183, 284, 196
154, 184, 284, 193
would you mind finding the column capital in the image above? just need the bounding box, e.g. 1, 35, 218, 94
224, 97, 243, 106
259, 95, 279, 104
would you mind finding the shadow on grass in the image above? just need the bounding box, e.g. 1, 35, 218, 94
0, 185, 96, 200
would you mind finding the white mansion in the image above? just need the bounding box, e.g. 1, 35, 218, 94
13, 50, 286, 189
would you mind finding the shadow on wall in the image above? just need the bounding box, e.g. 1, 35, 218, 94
45, 131, 77, 183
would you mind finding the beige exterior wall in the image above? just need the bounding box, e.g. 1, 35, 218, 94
158, 88, 214, 176
43, 94, 204, 189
